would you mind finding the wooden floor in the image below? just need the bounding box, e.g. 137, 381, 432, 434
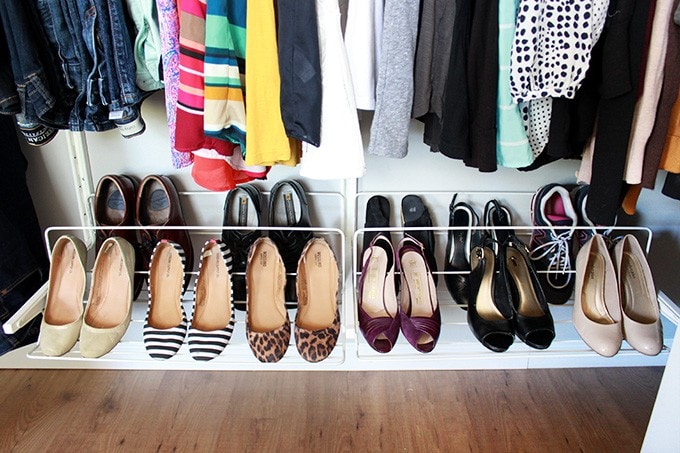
0, 367, 663, 452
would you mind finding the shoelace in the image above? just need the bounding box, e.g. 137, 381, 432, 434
529, 229, 573, 288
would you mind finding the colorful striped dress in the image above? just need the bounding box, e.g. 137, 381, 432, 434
204, 0, 247, 149
175, 0, 233, 155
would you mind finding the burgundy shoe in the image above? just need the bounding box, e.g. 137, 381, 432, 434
136, 175, 194, 292
357, 234, 400, 353
397, 236, 441, 353
94, 174, 144, 299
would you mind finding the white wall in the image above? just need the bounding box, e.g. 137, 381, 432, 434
20, 91, 680, 302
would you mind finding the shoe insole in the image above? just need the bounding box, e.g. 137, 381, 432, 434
85, 242, 130, 328
361, 247, 397, 319
400, 250, 435, 318
620, 251, 657, 324
296, 241, 338, 330
546, 192, 567, 223
401, 195, 427, 226
140, 181, 170, 225
364, 195, 390, 228
506, 248, 544, 318
581, 252, 616, 324
101, 183, 125, 225
226, 191, 258, 227
148, 243, 184, 329
471, 247, 505, 321
248, 240, 287, 332
45, 241, 84, 325
193, 242, 232, 330
272, 189, 301, 226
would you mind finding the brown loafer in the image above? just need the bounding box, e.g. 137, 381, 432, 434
94, 174, 143, 299
136, 175, 194, 292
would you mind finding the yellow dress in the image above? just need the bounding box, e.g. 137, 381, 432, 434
245, 0, 300, 167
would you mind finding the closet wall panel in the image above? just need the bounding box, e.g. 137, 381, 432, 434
18, 90, 680, 302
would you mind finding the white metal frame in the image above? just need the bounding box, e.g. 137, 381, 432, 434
1, 131, 676, 372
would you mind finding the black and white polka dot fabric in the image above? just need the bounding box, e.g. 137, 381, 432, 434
521, 98, 553, 157
509, 0, 609, 103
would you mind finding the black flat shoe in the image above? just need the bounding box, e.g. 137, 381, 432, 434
222, 184, 263, 311
401, 195, 438, 285
363, 195, 391, 253
444, 195, 480, 309
501, 236, 555, 349
268, 179, 314, 307
467, 236, 515, 353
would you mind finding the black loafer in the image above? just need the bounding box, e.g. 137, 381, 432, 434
444, 195, 480, 309
268, 179, 313, 307
222, 184, 263, 310
401, 195, 438, 284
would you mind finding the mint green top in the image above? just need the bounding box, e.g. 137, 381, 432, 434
496, 0, 533, 168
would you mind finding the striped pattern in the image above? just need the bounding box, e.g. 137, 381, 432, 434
156, 0, 194, 168
175, 0, 234, 156
204, 0, 247, 148
188, 239, 236, 361
177, 0, 208, 117
143, 312, 189, 360
144, 241, 189, 360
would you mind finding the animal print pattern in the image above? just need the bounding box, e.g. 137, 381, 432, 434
294, 310, 340, 363
246, 317, 291, 363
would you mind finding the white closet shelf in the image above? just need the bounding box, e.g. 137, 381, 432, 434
1, 133, 675, 372
0, 291, 675, 371
1, 222, 676, 370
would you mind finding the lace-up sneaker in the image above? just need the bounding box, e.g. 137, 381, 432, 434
571, 184, 613, 251
571, 184, 596, 250
529, 184, 578, 305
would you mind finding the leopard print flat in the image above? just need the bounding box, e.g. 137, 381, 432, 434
294, 237, 340, 362
245, 237, 291, 363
